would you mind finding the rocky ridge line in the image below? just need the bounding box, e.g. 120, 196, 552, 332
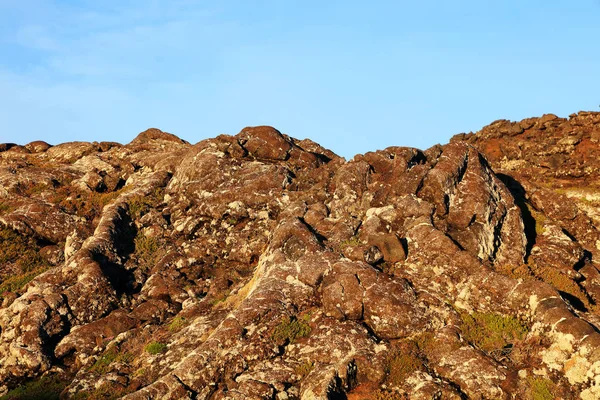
0, 120, 599, 399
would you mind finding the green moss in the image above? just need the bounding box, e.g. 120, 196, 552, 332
168, 316, 188, 332
145, 341, 167, 355
460, 311, 528, 354
0, 375, 68, 400
340, 236, 361, 247
272, 315, 311, 344
527, 376, 554, 400
412, 331, 435, 354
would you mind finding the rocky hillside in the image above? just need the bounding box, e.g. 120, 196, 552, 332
0, 114, 600, 399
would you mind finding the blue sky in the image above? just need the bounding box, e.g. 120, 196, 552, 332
1, 1, 600, 158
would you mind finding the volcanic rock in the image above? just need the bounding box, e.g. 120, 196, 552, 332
0, 120, 599, 399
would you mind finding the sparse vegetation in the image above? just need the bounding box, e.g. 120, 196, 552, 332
0, 267, 50, 297
0, 375, 69, 400
0, 227, 49, 297
71, 382, 133, 400
495, 263, 534, 280
208, 292, 229, 307
145, 341, 168, 355
127, 188, 164, 220
0, 227, 46, 273
460, 311, 529, 354
226, 217, 238, 225
529, 264, 591, 310
89, 347, 133, 374
272, 315, 311, 344
51, 186, 129, 222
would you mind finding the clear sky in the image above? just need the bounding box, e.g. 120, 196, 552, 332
1, 1, 600, 158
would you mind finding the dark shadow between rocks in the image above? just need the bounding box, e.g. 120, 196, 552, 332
496, 173, 537, 262
559, 290, 588, 313
93, 253, 138, 297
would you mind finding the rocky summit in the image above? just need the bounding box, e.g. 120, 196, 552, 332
1, 114, 600, 399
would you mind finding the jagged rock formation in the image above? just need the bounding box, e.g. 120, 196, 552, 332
0, 117, 599, 399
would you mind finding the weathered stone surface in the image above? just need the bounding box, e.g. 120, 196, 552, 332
1, 118, 600, 399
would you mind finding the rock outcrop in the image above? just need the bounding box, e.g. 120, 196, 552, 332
0, 119, 599, 399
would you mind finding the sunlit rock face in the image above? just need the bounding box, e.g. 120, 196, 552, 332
0, 118, 600, 399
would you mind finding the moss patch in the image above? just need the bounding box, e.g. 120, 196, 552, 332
460, 311, 528, 354
384, 342, 423, 387
168, 316, 188, 332
272, 315, 311, 344
527, 376, 555, 400
340, 236, 362, 247
145, 341, 167, 355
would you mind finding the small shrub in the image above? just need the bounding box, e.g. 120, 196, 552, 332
460, 311, 528, 354
0, 375, 68, 400
145, 341, 167, 355
527, 376, 554, 400
384, 345, 422, 386
340, 236, 361, 247
168, 316, 188, 332
127, 188, 164, 220
226, 217, 237, 225
295, 360, 314, 377
412, 331, 435, 355
128, 197, 152, 220
272, 315, 311, 344
134, 233, 160, 271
